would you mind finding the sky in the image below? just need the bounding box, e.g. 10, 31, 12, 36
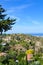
0, 0, 43, 34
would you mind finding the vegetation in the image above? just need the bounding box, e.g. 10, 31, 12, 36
0, 34, 43, 65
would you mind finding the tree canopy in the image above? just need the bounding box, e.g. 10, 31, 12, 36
0, 5, 16, 35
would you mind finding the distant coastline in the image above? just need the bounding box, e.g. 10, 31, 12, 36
3, 33, 43, 37
30, 33, 43, 37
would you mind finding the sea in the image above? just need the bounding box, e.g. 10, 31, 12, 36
30, 33, 43, 37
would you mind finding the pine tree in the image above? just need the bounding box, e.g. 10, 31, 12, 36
0, 5, 16, 35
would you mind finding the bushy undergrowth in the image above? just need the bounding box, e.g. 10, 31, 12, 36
0, 34, 43, 65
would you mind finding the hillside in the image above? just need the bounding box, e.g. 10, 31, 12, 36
0, 34, 43, 65
0, 34, 43, 53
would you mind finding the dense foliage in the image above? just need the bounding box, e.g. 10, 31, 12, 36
0, 34, 43, 65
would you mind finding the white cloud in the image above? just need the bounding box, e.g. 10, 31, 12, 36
7, 4, 32, 14
15, 4, 31, 9
31, 20, 40, 25
25, 17, 40, 25
21, 16, 40, 25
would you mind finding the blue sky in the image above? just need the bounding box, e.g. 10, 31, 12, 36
0, 0, 43, 34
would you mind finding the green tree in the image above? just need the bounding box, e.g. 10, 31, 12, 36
0, 5, 16, 35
